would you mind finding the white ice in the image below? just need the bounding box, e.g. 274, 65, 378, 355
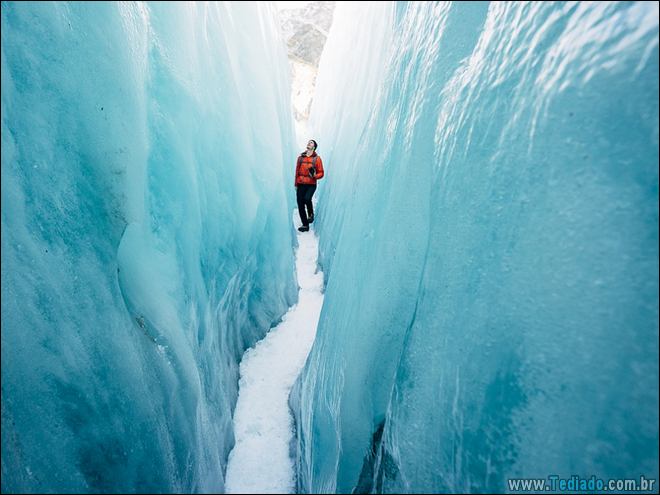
224, 213, 324, 494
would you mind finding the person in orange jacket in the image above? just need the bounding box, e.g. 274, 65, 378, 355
294, 139, 324, 232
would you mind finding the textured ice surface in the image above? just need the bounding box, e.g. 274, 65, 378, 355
292, 2, 659, 493
1, 2, 296, 492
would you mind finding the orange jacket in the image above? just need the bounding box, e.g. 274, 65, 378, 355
295, 152, 324, 186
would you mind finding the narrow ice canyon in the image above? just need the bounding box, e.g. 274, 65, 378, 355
2, 2, 658, 494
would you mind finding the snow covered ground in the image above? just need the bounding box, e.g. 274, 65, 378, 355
224, 215, 324, 494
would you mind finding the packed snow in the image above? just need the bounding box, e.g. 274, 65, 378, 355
225, 215, 324, 494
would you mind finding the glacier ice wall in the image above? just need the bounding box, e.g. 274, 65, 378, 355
1, 2, 297, 493
292, 2, 659, 493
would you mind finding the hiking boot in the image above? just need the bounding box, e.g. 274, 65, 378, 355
308, 213, 314, 223
298, 225, 309, 232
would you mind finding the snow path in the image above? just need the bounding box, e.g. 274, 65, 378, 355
225, 220, 324, 494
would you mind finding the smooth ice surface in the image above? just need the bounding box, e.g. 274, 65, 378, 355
1, 2, 297, 493
225, 216, 323, 494
293, 2, 659, 493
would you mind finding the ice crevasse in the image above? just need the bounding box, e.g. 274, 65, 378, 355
2, 2, 298, 492
1, 1, 659, 494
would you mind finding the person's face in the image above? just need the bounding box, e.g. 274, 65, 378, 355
306, 141, 315, 152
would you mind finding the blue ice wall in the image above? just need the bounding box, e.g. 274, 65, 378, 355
1, 2, 297, 492
292, 2, 659, 492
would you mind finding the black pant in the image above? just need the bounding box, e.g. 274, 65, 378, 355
296, 184, 317, 226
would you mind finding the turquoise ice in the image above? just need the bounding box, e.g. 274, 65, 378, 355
2, 2, 296, 492
2, 1, 659, 494
292, 2, 659, 493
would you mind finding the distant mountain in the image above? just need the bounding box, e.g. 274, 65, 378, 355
280, 2, 335, 66
279, 2, 335, 123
